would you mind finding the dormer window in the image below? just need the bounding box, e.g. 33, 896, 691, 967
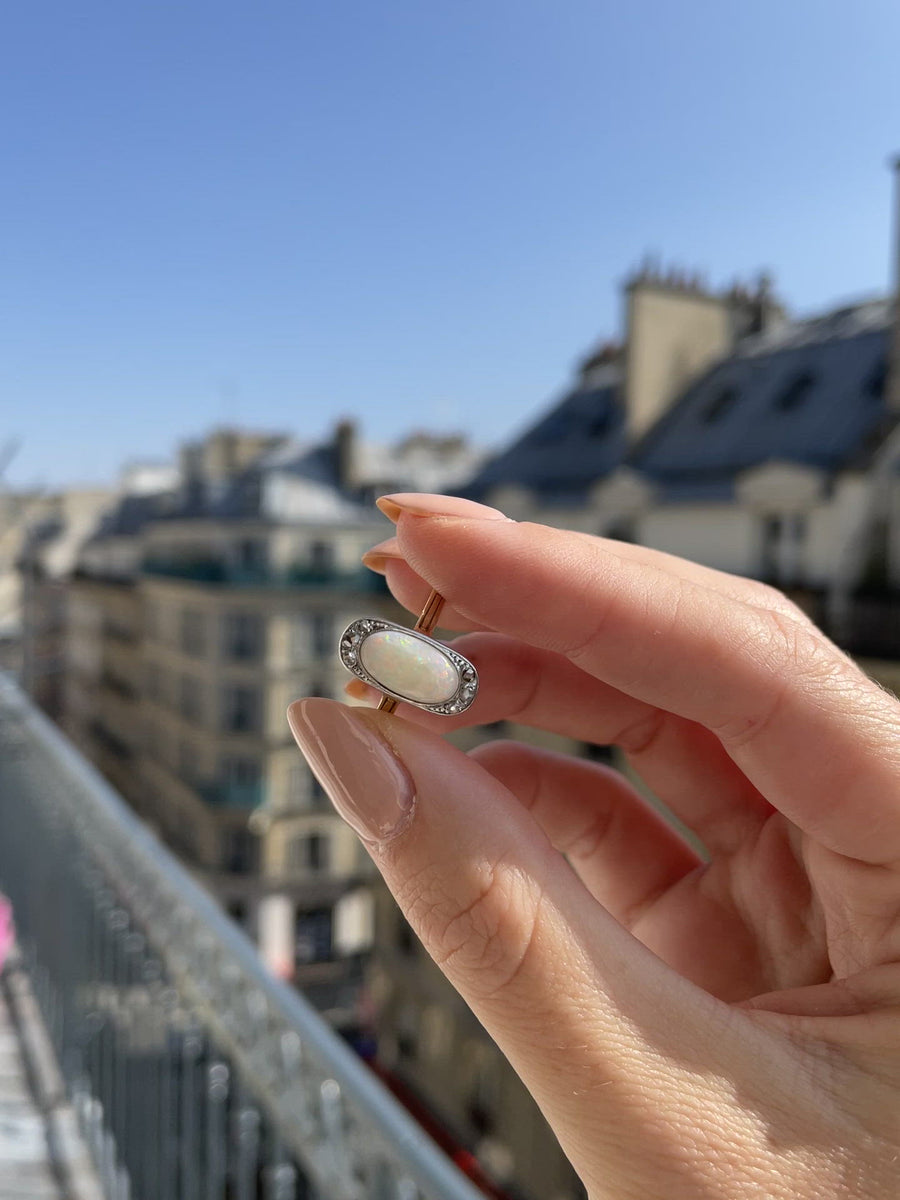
700, 386, 738, 424
865, 359, 887, 400
536, 413, 571, 443
773, 371, 815, 412
587, 409, 612, 437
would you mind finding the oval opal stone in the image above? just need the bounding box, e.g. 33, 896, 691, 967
359, 630, 460, 704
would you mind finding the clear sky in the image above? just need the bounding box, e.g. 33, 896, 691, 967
3, 0, 899, 489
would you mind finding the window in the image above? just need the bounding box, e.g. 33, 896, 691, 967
760, 515, 783, 581
235, 539, 267, 574
586, 407, 612, 437
221, 756, 261, 786
309, 541, 334, 573
288, 763, 309, 808
866, 358, 887, 400
534, 412, 571, 443
179, 609, 207, 657
773, 371, 815, 412
306, 833, 328, 871
289, 833, 330, 873
700, 386, 738, 424
216, 759, 262, 806
223, 612, 264, 661
221, 684, 261, 733
295, 908, 332, 965
311, 613, 333, 658
222, 827, 258, 874
179, 674, 203, 724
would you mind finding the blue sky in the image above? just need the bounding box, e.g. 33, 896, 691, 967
3, 1, 899, 488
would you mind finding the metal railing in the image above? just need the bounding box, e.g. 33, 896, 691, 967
0, 677, 484, 1200
142, 560, 388, 592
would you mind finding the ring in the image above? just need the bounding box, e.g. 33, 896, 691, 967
339, 589, 479, 715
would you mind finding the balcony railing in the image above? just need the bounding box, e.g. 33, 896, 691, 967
197, 778, 266, 809
0, 676, 484, 1200
143, 559, 388, 592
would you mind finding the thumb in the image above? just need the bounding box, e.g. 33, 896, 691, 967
287, 700, 815, 1196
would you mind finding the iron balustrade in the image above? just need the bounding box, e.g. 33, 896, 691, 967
142, 560, 388, 592
0, 677, 485, 1200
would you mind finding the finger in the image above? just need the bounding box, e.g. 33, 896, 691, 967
346, 631, 772, 852
378, 556, 489, 631
287, 699, 824, 1197
470, 740, 701, 921
369, 523, 813, 627
391, 503, 900, 864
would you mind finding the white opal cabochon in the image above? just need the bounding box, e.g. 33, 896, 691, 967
339, 618, 478, 714
359, 630, 460, 704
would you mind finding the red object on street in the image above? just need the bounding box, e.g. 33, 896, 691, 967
0, 895, 13, 970
366, 1058, 516, 1200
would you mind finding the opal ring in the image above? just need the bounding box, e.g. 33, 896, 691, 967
339, 590, 478, 715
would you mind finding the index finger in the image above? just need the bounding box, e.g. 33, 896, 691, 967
389, 501, 900, 864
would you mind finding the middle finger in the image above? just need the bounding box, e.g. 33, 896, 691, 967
347, 631, 773, 852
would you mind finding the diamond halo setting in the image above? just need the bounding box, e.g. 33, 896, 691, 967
339, 618, 479, 715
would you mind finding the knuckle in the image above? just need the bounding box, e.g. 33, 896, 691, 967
714, 608, 868, 749
398, 856, 544, 1003
748, 580, 808, 620
755, 605, 841, 682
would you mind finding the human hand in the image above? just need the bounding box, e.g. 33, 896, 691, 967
288, 494, 900, 1199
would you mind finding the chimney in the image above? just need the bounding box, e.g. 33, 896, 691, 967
334, 419, 358, 491
623, 263, 783, 444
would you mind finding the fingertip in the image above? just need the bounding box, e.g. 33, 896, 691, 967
376, 492, 509, 523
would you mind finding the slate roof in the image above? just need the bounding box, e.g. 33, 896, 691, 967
633, 298, 893, 499
152, 444, 378, 526
465, 298, 894, 505
466, 364, 624, 504
90, 492, 169, 537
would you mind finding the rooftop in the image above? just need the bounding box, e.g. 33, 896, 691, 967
466, 297, 895, 506
634, 298, 893, 499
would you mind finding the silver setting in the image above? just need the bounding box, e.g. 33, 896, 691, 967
339, 618, 479, 715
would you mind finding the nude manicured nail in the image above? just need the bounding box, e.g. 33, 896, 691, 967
287, 699, 414, 845
376, 493, 510, 523
361, 537, 404, 573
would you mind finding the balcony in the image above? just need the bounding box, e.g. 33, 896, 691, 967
0, 677, 485, 1200
143, 559, 388, 593
197, 779, 266, 809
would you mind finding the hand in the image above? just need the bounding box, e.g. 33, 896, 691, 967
288, 494, 900, 1199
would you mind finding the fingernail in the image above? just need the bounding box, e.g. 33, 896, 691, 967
376, 493, 509, 523
287, 699, 415, 845
361, 536, 404, 574
344, 677, 377, 702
